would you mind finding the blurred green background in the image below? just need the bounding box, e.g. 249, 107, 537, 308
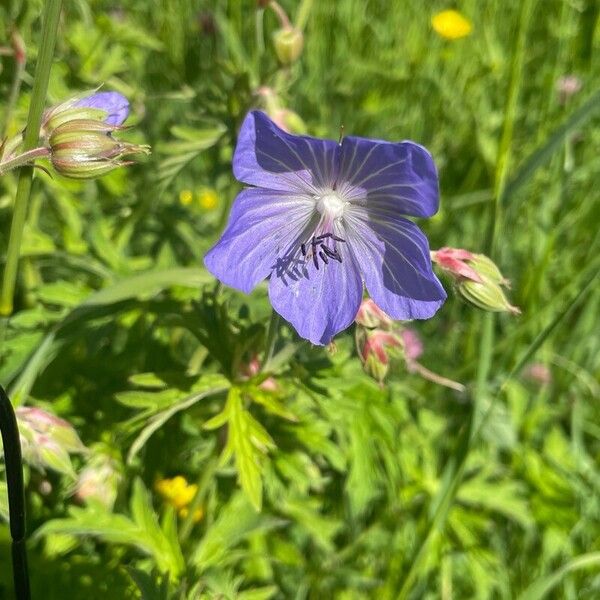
1, 0, 599, 598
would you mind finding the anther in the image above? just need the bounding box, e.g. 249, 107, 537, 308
321, 246, 342, 262
319, 251, 329, 265
301, 243, 307, 256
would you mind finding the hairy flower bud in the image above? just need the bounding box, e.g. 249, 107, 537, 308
16, 407, 86, 478
432, 247, 520, 315
355, 298, 393, 329
48, 118, 149, 179
272, 27, 304, 64
459, 278, 521, 315
357, 329, 402, 382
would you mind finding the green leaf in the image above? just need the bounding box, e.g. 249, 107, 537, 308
34, 479, 185, 577
517, 552, 600, 600
126, 374, 229, 463
219, 388, 275, 511
191, 492, 273, 571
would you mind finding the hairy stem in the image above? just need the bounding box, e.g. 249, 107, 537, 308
0, 0, 63, 316
0, 147, 51, 176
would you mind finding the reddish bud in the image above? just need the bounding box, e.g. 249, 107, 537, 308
355, 298, 393, 329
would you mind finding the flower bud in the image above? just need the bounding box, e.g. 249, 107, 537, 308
459, 278, 521, 315
272, 27, 304, 65
48, 118, 149, 179
16, 407, 86, 478
432, 247, 520, 315
431, 247, 483, 283
468, 253, 509, 286
355, 298, 393, 329
37, 436, 77, 479
523, 362, 552, 386
357, 329, 401, 383
74, 448, 123, 510
399, 328, 423, 365
556, 75, 582, 105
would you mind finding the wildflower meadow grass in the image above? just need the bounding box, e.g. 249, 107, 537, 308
0, 1, 599, 598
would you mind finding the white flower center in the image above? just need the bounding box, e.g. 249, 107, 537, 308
316, 191, 345, 220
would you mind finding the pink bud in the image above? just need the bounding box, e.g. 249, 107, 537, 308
355, 298, 393, 329
556, 75, 582, 105
400, 328, 423, 364
431, 247, 483, 283
523, 363, 552, 386
358, 330, 401, 383
240, 354, 279, 391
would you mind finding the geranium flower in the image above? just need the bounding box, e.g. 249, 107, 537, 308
73, 91, 130, 126
205, 111, 446, 345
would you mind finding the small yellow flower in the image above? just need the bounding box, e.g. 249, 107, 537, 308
179, 189, 193, 206
198, 187, 218, 210
432, 10, 472, 40
155, 475, 197, 510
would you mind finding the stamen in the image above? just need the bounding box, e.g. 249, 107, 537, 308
314, 233, 346, 243
299, 234, 346, 269
321, 246, 342, 262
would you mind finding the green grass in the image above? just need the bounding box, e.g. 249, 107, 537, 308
1, 0, 599, 598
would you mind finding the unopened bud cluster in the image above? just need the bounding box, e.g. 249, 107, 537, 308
355, 299, 419, 383
42, 91, 149, 179
48, 118, 149, 179
16, 406, 86, 479
431, 247, 520, 315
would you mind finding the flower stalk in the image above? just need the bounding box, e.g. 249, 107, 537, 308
0, 0, 63, 316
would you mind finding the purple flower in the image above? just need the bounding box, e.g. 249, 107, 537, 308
74, 91, 129, 126
205, 111, 446, 345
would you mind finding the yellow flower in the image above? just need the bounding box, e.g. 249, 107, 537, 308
179, 189, 193, 206
198, 187, 218, 210
155, 475, 197, 510
432, 10, 472, 40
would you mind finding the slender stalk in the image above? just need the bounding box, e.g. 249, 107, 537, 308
0, 0, 63, 316
1, 31, 27, 141
295, 0, 314, 30
0, 147, 51, 176
0, 385, 30, 600
262, 310, 281, 370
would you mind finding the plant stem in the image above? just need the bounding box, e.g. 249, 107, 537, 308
0, 147, 51, 176
295, 0, 314, 30
0, 385, 30, 600
0, 0, 62, 316
262, 310, 280, 370
1, 31, 27, 141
